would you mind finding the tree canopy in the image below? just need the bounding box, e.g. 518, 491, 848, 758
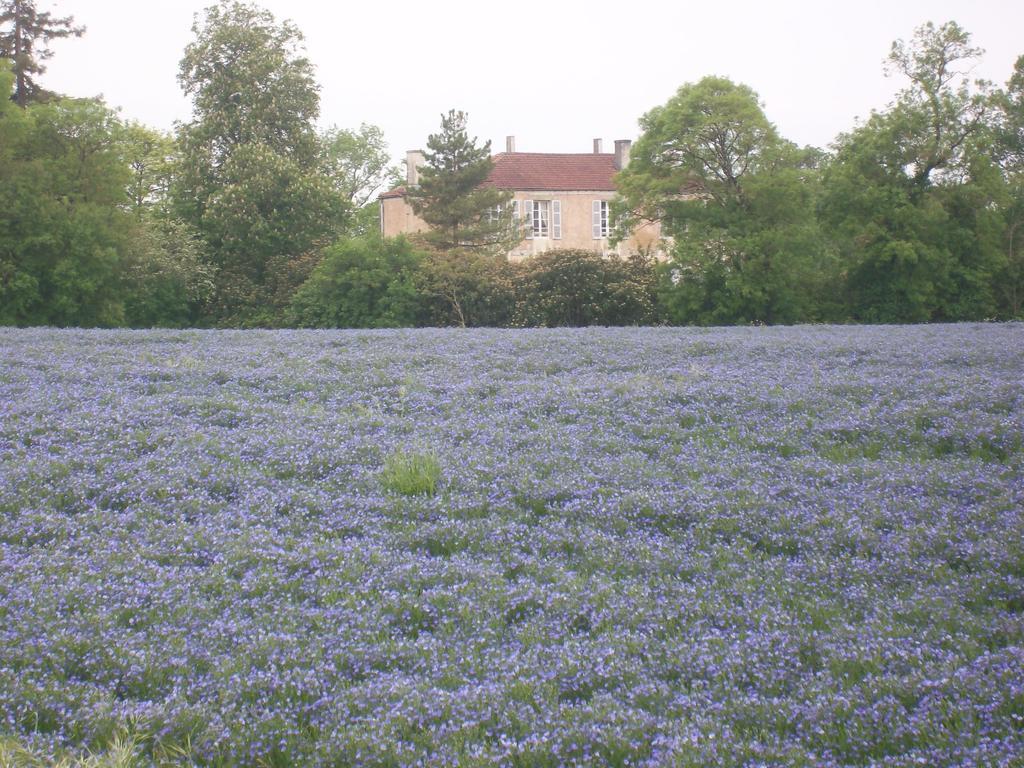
820, 21, 1003, 322
616, 76, 834, 324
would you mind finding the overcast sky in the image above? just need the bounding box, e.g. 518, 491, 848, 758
39, 0, 1024, 165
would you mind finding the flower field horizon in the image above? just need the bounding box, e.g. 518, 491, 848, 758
1, 324, 1022, 767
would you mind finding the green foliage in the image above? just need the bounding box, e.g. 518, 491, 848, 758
414, 250, 518, 327
198, 142, 343, 324
616, 76, 778, 218
820, 21, 1003, 322
0, 0, 84, 106
122, 218, 214, 327
515, 249, 660, 327
617, 76, 834, 325
885, 21, 990, 191
175, 1, 321, 173
348, 200, 383, 239
990, 55, 1024, 317
287, 236, 422, 328
173, 1, 342, 325
120, 122, 176, 218
406, 110, 516, 256
381, 449, 441, 496
321, 123, 401, 209
0, 85, 131, 326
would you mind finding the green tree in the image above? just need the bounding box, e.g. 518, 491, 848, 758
616, 76, 834, 325
200, 142, 342, 323
991, 55, 1024, 317
406, 110, 516, 255
0, 62, 36, 319
0, 82, 131, 325
0, 0, 83, 106
820, 21, 1001, 322
287, 236, 422, 328
321, 123, 401, 209
885, 21, 990, 192
174, 1, 342, 324
121, 122, 177, 219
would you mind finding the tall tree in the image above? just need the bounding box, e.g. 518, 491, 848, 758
0, 0, 83, 107
616, 77, 835, 325
885, 21, 989, 191
820, 21, 1001, 322
406, 110, 515, 256
173, 0, 342, 324
990, 55, 1024, 317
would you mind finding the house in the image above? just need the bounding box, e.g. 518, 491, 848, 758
379, 137, 662, 261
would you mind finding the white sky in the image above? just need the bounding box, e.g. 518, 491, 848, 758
39, 0, 1024, 166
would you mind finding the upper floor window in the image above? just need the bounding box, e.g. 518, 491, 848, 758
593, 200, 612, 239
533, 200, 550, 238
522, 199, 561, 239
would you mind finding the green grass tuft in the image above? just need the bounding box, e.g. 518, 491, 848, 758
380, 449, 441, 496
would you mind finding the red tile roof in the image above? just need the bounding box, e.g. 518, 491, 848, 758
483, 152, 618, 191
380, 152, 620, 199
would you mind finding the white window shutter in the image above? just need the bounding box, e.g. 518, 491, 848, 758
552, 200, 561, 239
525, 199, 534, 239
593, 200, 602, 239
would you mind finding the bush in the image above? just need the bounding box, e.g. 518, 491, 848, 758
287, 235, 423, 328
514, 249, 660, 326
413, 249, 518, 327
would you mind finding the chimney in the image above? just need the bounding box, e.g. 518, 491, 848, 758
406, 150, 425, 187
593, 138, 603, 154
614, 139, 632, 170
506, 135, 516, 153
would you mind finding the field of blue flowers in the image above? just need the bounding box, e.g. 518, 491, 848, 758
1, 325, 1022, 767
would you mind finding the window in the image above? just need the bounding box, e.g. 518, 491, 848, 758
524, 199, 561, 239
533, 200, 549, 238
593, 200, 613, 239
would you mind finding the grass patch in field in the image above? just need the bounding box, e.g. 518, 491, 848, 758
380, 448, 441, 496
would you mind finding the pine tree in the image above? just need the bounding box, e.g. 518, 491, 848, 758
0, 0, 84, 107
407, 110, 516, 256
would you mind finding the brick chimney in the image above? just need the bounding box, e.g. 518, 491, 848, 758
406, 150, 425, 187
614, 139, 632, 170
506, 136, 516, 153
593, 138, 603, 154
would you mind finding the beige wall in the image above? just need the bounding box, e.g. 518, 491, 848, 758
379, 190, 665, 260
380, 196, 429, 239
505, 191, 663, 261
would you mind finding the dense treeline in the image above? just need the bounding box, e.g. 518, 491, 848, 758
1, 3, 1022, 327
